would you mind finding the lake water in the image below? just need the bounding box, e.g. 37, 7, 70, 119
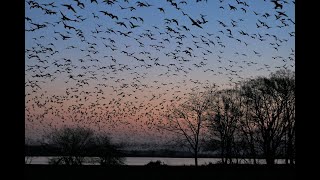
25, 156, 286, 165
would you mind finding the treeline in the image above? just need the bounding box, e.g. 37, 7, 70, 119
25, 145, 283, 159
25, 145, 194, 157
209, 69, 295, 165
25, 145, 267, 158
161, 69, 295, 166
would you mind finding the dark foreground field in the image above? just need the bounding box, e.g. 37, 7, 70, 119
25, 164, 296, 180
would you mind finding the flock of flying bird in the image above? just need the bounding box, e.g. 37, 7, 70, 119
25, 0, 295, 144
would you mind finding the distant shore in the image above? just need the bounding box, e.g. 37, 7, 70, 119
25, 145, 288, 159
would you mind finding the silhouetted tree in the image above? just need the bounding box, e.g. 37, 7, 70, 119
238, 101, 259, 164
269, 70, 295, 164
42, 126, 94, 165
90, 134, 125, 166
235, 83, 260, 164
207, 89, 243, 164
240, 70, 295, 165
158, 87, 215, 166
41, 126, 125, 166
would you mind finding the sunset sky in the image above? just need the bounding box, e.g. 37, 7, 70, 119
25, 0, 294, 144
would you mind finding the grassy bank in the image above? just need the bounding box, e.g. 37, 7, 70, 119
25, 164, 296, 180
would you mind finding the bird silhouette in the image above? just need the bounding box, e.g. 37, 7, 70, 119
158, 7, 165, 13
187, 15, 203, 28
228, 4, 237, 11
271, 0, 283, 9
61, 4, 77, 13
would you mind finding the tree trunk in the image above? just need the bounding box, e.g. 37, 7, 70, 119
288, 134, 294, 165
194, 150, 198, 167
266, 156, 275, 165
221, 142, 225, 164
265, 148, 275, 165
264, 140, 275, 165
251, 147, 257, 165
250, 136, 257, 165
